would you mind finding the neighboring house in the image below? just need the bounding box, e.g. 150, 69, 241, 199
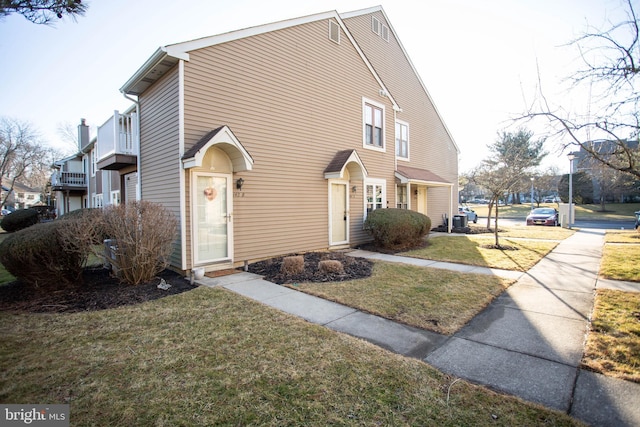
109, 6, 459, 275
1, 182, 42, 209
52, 114, 135, 215
573, 139, 640, 203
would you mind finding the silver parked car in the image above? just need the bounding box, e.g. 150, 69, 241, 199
458, 206, 478, 223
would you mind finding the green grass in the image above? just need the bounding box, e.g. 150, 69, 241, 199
470, 203, 640, 221
604, 230, 640, 243
0, 287, 582, 426
0, 232, 13, 285
403, 235, 558, 271
582, 290, 640, 383
292, 261, 513, 335
480, 224, 575, 240
600, 243, 640, 282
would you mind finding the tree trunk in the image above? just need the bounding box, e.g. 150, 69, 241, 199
486, 200, 494, 230
494, 202, 500, 247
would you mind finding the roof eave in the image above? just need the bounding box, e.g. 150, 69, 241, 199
119, 47, 188, 96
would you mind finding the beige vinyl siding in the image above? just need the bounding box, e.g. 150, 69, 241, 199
343, 11, 459, 222
182, 19, 396, 263
138, 66, 182, 267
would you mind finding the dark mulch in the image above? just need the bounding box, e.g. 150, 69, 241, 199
0, 268, 197, 314
431, 225, 501, 234
247, 252, 373, 284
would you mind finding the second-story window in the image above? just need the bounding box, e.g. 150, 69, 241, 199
91, 148, 97, 177
363, 99, 384, 151
395, 121, 409, 159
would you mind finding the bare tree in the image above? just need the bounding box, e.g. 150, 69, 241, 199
472, 163, 522, 247
522, 0, 639, 178
56, 120, 81, 155
0, 117, 56, 208
0, 0, 87, 25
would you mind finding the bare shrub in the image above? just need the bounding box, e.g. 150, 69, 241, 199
57, 208, 107, 268
318, 259, 344, 274
281, 256, 304, 275
102, 201, 178, 285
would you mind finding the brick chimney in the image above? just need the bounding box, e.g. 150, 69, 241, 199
78, 118, 90, 151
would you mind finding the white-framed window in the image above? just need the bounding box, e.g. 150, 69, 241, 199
328, 19, 340, 44
371, 16, 380, 35
371, 16, 389, 42
91, 148, 97, 177
396, 185, 408, 209
363, 98, 385, 151
395, 120, 409, 160
92, 193, 103, 208
365, 179, 386, 218
110, 190, 121, 206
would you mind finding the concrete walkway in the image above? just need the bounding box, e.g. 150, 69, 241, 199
197, 230, 640, 427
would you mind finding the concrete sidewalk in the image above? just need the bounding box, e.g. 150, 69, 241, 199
197, 229, 640, 427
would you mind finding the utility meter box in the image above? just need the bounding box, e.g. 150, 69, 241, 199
558, 203, 574, 228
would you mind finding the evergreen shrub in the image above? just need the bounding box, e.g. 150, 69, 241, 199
0, 208, 39, 232
364, 208, 431, 250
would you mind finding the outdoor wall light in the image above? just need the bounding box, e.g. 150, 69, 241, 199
352, 185, 357, 193
236, 178, 245, 190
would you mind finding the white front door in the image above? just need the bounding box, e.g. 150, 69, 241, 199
193, 173, 233, 265
330, 182, 348, 245
417, 187, 427, 215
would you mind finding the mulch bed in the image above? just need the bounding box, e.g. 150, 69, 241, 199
247, 252, 373, 285
0, 268, 197, 314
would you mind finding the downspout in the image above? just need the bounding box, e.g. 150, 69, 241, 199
123, 93, 141, 200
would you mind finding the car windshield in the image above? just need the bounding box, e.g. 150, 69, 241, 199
531, 208, 555, 215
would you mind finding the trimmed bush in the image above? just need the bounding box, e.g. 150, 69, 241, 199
0, 221, 86, 288
364, 208, 431, 250
281, 255, 304, 275
0, 208, 39, 232
318, 259, 344, 274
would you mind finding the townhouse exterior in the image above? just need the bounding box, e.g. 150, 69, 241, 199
58, 6, 459, 275
1, 181, 42, 210
51, 111, 138, 215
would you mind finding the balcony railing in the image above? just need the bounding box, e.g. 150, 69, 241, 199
51, 172, 86, 188
97, 110, 138, 160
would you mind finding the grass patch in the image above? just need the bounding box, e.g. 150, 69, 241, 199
582, 289, 640, 383
0, 232, 14, 285
0, 287, 581, 426
604, 230, 640, 243
491, 225, 575, 240
600, 243, 640, 282
292, 262, 513, 335
471, 203, 640, 221
403, 236, 558, 271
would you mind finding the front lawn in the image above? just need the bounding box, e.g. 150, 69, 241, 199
600, 243, 640, 282
402, 235, 559, 271
582, 289, 640, 383
470, 202, 640, 221
292, 261, 513, 335
0, 287, 581, 426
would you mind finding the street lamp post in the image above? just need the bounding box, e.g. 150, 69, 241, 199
530, 177, 534, 209
567, 152, 576, 229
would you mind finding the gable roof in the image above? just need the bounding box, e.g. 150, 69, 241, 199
341, 6, 460, 154
323, 149, 368, 180
181, 125, 254, 171
120, 8, 398, 112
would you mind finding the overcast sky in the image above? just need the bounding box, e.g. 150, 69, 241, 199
0, 0, 628, 172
